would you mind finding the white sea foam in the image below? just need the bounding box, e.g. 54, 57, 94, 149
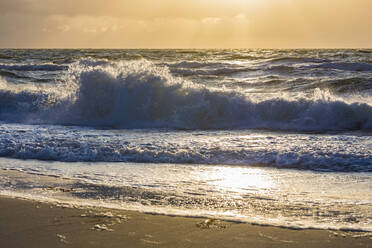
0, 123, 370, 171
0, 59, 372, 132
0, 159, 371, 232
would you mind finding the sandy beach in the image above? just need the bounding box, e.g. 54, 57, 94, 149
0, 196, 370, 248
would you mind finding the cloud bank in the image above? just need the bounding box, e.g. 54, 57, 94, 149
0, 0, 371, 48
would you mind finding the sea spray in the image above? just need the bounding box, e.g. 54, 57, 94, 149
0, 59, 372, 131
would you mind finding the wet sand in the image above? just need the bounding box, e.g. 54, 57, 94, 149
0, 196, 370, 248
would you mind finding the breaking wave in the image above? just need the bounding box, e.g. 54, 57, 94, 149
1, 133, 371, 172
0, 59, 372, 132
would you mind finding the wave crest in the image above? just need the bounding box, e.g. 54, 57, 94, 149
0, 59, 372, 132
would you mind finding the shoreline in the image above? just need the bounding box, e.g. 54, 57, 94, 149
0, 167, 371, 233
0, 196, 371, 248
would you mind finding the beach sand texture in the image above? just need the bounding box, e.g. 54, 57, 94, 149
0, 197, 370, 248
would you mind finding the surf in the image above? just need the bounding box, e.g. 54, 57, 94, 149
0, 59, 371, 132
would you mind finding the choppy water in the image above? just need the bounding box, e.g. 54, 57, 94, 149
0, 49, 371, 231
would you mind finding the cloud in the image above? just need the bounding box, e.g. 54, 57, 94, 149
0, 0, 245, 19
202, 17, 223, 25
0, 0, 371, 48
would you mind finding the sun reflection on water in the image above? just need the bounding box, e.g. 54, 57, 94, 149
195, 166, 276, 196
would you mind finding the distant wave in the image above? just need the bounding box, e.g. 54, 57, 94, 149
0, 70, 29, 79
84, 53, 143, 61
0, 69, 52, 83
171, 66, 258, 76
227, 54, 265, 60
0, 54, 13, 59
265, 57, 328, 64
162, 61, 224, 69
265, 65, 296, 73
358, 50, 372, 54
0, 64, 67, 71
309, 77, 372, 93
163, 61, 259, 76
310, 62, 372, 72
0, 59, 371, 132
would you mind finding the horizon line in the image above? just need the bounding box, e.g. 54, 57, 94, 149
1, 47, 371, 50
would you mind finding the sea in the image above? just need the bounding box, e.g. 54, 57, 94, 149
0, 49, 371, 231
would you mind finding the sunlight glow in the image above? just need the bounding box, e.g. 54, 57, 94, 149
0, 0, 371, 48
198, 167, 275, 195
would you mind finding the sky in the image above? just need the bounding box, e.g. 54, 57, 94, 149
0, 0, 371, 48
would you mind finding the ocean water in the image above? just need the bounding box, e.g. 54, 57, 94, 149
0, 49, 371, 231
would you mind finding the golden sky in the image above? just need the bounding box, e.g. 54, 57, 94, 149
0, 0, 371, 48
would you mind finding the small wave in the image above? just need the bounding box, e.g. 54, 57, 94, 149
227, 54, 264, 60
0, 54, 13, 59
0, 64, 68, 71
309, 77, 372, 93
163, 61, 260, 76
171, 67, 258, 76
266, 57, 327, 64
0, 59, 371, 132
0, 70, 30, 79
86, 53, 143, 61
163, 61, 224, 69
52, 58, 77, 64
266, 65, 296, 73
358, 50, 372, 54
312, 62, 372, 72
0, 131, 371, 172
0, 70, 56, 83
